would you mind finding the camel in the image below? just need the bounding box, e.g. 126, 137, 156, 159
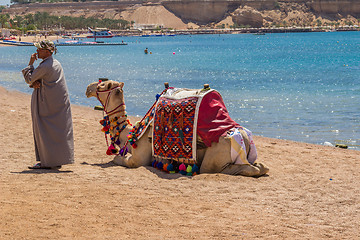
86, 80, 269, 177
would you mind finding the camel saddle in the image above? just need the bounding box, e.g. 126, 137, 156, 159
151, 87, 240, 164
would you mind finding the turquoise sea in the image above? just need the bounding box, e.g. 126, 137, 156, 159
1, 32, 359, 150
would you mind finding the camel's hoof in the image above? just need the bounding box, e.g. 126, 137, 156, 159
254, 162, 269, 176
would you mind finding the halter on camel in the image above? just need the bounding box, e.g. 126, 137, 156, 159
96, 80, 125, 117
96, 79, 130, 156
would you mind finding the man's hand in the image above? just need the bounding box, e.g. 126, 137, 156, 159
32, 81, 42, 89
29, 53, 38, 65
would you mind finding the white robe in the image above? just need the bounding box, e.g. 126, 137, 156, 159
22, 56, 74, 167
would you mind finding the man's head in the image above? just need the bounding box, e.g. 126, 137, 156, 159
34, 40, 57, 59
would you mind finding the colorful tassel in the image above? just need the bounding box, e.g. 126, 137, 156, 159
152, 160, 157, 168
102, 126, 110, 132
119, 146, 128, 156
167, 163, 175, 173
167, 163, 173, 171
186, 165, 193, 176
163, 163, 169, 172
179, 163, 186, 171
192, 164, 199, 174
157, 161, 163, 170
179, 163, 187, 175
106, 148, 112, 155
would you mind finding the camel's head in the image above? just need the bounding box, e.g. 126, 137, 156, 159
86, 80, 124, 97
86, 80, 125, 113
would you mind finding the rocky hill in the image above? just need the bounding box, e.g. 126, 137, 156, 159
3, 0, 360, 29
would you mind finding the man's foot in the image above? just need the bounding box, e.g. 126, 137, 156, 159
28, 163, 61, 170
28, 163, 51, 169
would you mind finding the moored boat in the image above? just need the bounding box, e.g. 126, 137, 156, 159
87, 28, 114, 38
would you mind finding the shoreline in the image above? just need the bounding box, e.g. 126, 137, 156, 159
1, 85, 359, 239
1, 27, 359, 47
1, 25, 359, 45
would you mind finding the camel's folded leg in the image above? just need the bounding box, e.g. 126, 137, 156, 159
199, 136, 269, 177
112, 152, 152, 168
220, 162, 269, 177
253, 162, 269, 176
112, 129, 153, 168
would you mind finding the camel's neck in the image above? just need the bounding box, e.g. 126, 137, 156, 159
108, 111, 131, 143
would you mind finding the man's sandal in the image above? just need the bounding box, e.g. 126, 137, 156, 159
28, 163, 61, 170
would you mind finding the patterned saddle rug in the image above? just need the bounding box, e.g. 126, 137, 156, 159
153, 92, 199, 164
152, 87, 240, 164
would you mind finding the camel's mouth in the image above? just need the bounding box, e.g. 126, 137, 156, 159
85, 88, 92, 98
85, 82, 98, 98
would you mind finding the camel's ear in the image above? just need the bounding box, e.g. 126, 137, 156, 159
115, 82, 124, 95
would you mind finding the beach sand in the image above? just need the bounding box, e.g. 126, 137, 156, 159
0, 35, 64, 47
0, 86, 359, 239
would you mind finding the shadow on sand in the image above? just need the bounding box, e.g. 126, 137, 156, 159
11, 169, 73, 174
81, 160, 190, 180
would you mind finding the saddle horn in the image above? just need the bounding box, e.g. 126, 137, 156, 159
164, 82, 169, 89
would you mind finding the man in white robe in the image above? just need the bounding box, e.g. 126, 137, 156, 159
22, 40, 74, 169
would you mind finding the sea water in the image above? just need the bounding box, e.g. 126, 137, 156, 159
0, 32, 359, 150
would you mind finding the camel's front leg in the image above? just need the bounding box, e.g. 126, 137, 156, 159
112, 128, 153, 168
113, 151, 151, 168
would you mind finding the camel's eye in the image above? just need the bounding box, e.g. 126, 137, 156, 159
97, 82, 105, 90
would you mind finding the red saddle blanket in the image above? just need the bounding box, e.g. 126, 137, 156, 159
152, 88, 239, 164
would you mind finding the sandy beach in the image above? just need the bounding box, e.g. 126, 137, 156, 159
1, 35, 62, 44
0, 86, 359, 239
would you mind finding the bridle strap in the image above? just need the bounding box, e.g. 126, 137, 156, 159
96, 85, 125, 116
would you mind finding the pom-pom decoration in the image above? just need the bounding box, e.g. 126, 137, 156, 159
192, 164, 199, 174
179, 163, 186, 171
167, 163, 174, 171
156, 161, 163, 170
152, 160, 157, 168
163, 163, 169, 172
106, 148, 112, 155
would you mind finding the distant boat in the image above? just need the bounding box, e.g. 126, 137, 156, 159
253, 32, 265, 35
87, 27, 114, 38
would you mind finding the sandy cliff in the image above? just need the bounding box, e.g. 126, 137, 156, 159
308, 0, 360, 15
3, 0, 360, 29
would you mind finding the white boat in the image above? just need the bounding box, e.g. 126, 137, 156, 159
87, 28, 114, 38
